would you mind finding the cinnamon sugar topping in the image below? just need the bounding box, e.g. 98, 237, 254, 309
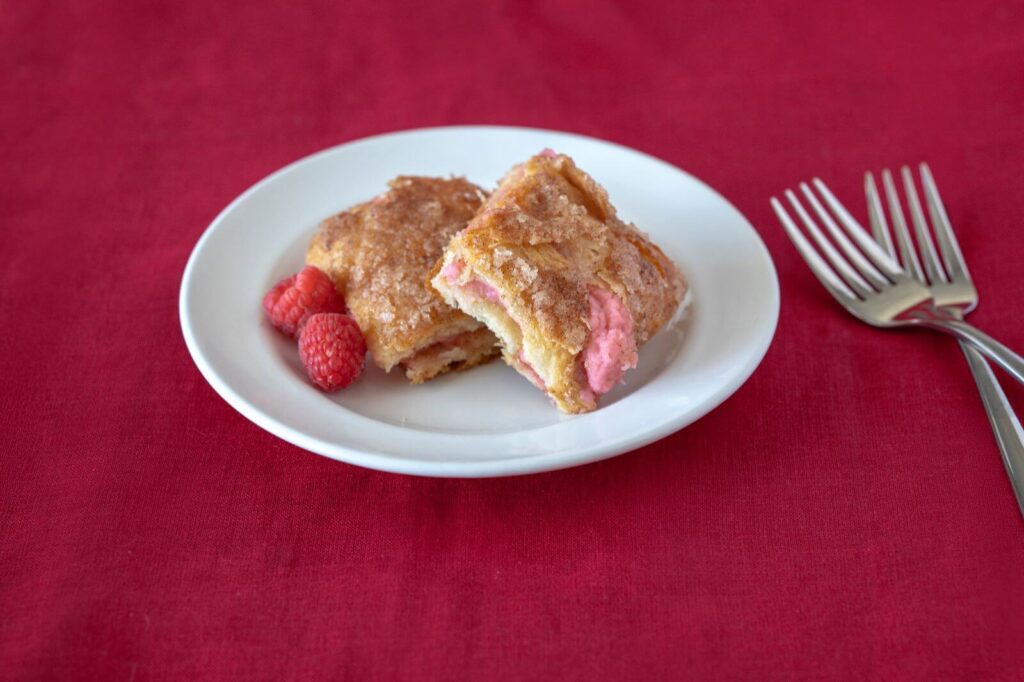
435, 152, 686, 413
307, 176, 497, 375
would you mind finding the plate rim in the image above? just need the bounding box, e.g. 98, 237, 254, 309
179, 124, 780, 477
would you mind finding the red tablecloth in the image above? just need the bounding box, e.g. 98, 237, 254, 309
3, 1, 1024, 679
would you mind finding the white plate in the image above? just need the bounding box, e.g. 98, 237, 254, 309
180, 126, 779, 477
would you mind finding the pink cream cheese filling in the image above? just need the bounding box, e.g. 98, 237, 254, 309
583, 288, 637, 396
442, 260, 501, 304
444, 260, 635, 402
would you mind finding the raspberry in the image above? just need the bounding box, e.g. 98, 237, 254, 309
262, 266, 345, 337
298, 313, 366, 391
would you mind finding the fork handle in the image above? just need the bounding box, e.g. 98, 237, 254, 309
921, 319, 1024, 385
961, 341, 1024, 520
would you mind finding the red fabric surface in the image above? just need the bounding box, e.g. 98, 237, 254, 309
3, 1, 1024, 679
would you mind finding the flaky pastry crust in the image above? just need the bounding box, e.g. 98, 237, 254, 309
431, 153, 686, 412
308, 176, 498, 382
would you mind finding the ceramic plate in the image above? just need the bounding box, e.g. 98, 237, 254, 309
180, 126, 778, 477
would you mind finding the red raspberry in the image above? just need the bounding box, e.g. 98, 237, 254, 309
262, 266, 345, 337
298, 313, 366, 391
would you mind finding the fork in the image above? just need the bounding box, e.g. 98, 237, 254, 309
865, 164, 1024, 517
772, 174, 1024, 518
770, 185, 1024, 384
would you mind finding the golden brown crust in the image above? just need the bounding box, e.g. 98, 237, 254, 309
308, 176, 498, 380
431, 153, 686, 413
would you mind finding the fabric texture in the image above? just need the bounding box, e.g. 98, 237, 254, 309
2, 1, 1023, 679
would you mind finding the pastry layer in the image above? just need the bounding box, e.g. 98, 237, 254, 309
400, 327, 498, 384
308, 176, 499, 381
430, 152, 686, 413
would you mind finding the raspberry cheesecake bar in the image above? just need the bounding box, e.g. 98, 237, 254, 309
308, 176, 498, 383
430, 152, 686, 413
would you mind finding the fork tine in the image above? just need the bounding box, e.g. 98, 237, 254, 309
799, 183, 890, 289
784, 189, 873, 299
920, 163, 970, 283
864, 172, 896, 260
811, 178, 901, 279
771, 197, 858, 302
881, 169, 926, 282
901, 166, 948, 284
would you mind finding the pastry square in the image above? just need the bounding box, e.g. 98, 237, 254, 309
308, 176, 499, 383
430, 152, 686, 413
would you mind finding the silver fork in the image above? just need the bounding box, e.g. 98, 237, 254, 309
866, 164, 1024, 517
772, 176, 1024, 519
770, 186, 1024, 383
